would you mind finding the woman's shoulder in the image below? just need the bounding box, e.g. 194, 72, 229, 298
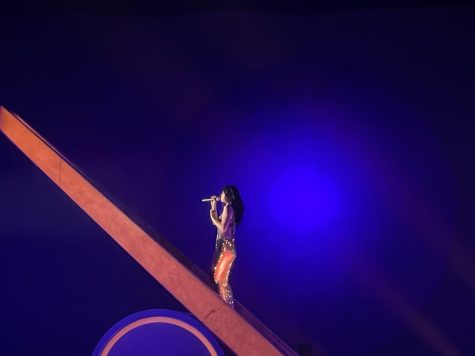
224, 204, 235, 215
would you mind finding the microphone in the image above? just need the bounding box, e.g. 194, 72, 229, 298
201, 197, 221, 202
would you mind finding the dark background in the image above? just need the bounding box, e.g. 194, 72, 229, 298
1, 2, 474, 355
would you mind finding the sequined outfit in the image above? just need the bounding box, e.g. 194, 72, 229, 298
212, 205, 236, 307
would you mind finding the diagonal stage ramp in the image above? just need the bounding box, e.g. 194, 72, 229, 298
0, 106, 296, 356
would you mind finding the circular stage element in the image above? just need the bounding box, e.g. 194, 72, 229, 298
93, 309, 224, 356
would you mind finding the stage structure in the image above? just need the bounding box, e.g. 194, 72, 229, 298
0, 106, 296, 355
93, 309, 225, 355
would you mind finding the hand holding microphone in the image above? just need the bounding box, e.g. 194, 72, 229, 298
202, 195, 220, 211
201, 196, 221, 202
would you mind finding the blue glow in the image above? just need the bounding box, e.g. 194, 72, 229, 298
269, 163, 342, 236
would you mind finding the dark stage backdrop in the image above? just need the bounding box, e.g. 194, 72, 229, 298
1, 6, 474, 356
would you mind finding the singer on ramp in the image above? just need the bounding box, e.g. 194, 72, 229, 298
204, 185, 244, 307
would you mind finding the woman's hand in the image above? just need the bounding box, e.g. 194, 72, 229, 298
210, 195, 218, 211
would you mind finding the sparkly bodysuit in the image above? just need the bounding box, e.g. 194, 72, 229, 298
212, 204, 236, 306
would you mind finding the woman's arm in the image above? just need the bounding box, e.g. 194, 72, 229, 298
210, 197, 220, 227
210, 205, 232, 234
210, 208, 220, 226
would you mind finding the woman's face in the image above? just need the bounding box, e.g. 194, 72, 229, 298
220, 191, 226, 204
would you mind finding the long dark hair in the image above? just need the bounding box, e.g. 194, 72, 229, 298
222, 185, 244, 224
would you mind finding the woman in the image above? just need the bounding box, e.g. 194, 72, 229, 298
209, 185, 243, 307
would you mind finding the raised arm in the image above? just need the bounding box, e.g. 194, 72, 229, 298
210, 204, 233, 234
209, 197, 220, 227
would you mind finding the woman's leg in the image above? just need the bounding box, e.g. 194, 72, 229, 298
211, 239, 223, 290
214, 250, 236, 306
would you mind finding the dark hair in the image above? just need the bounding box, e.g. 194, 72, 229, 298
222, 185, 244, 224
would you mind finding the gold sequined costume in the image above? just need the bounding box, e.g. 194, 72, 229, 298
212, 206, 236, 306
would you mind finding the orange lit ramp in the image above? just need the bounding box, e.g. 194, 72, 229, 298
0, 106, 296, 355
